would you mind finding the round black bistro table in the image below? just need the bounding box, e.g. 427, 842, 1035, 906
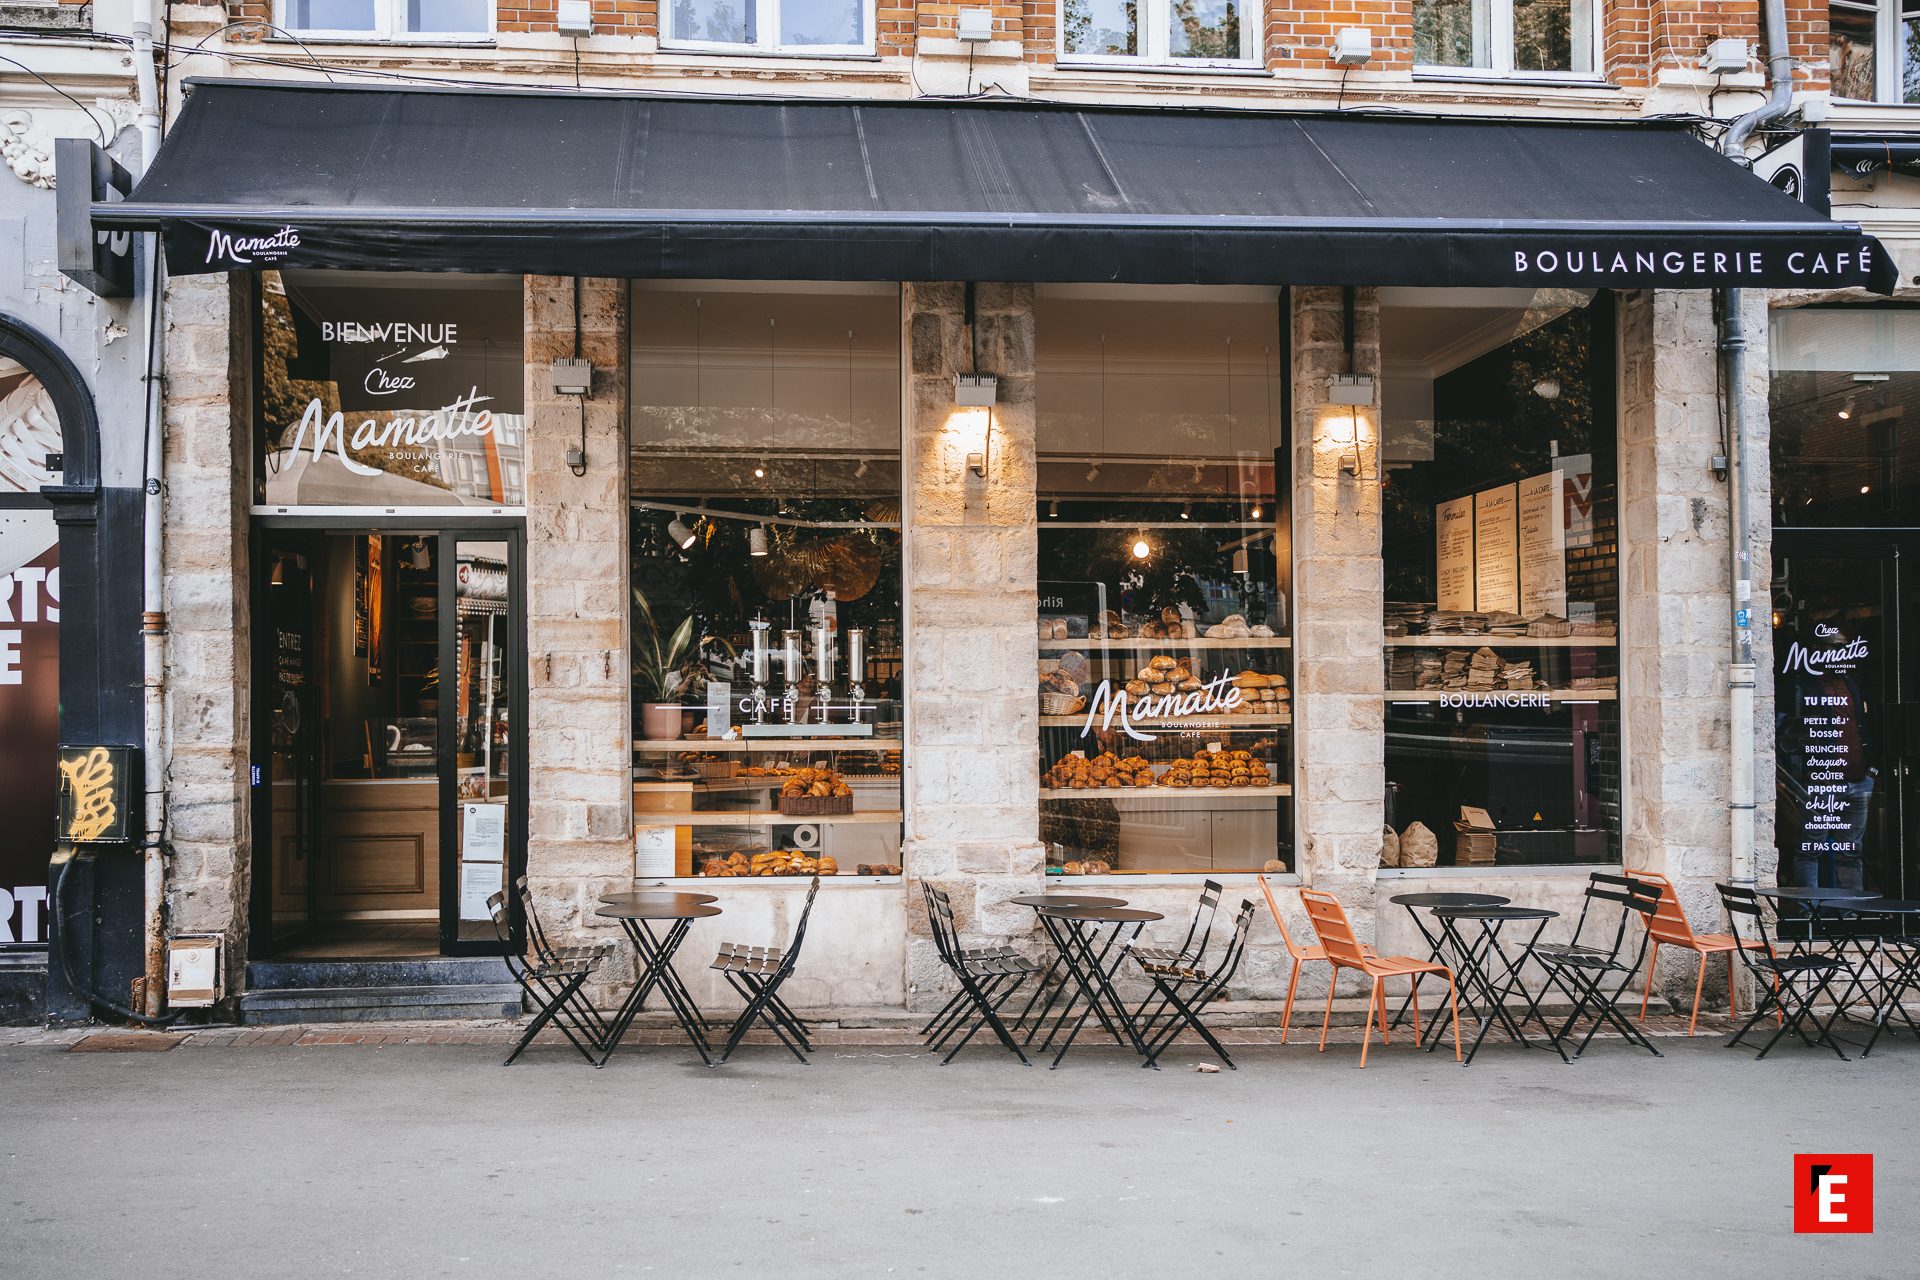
601, 889, 719, 908
1030, 903, 1164, 1068
1007, 893, 1126, 909
1426, 904, 1560, 1064
593, 893, 722, 1067
1834, 898, 1920, 1053
1005, 895, 1126, 1041
1386, 892, 1511, 1030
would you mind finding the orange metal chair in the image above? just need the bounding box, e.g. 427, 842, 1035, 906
1299, 888, 1461, 1067
1259, 874, 1389, 1043
1627, 869, 1769, 1035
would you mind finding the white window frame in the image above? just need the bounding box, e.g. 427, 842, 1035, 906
1412, 0, 1600, 81
277, 0, 494, 42
662, 0, 877, 56
1055, 0, 1262, 70
1830, 0, 1920, 104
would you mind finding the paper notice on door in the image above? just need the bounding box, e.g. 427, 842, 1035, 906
1518, 471, 1566, 617
635, 825, 676, 879
1435, 496, 1474, 612
461, 802, 507, 862
706, 680, 732, 737
459, 860, 503, 921
1473, 483, 1519, 614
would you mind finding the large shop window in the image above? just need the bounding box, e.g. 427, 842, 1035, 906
1412, 0, 1596, 77
1035, 287, 1291, 877
280, 0, 493, 39
254, 272, 526, 512
1829, 1, 1920, 102
664, 0, 875, 54
630, 283, 903, 880
1059, 0, 1260, 66
1379, 290, 1619, 869
1771, 307, 1920, 526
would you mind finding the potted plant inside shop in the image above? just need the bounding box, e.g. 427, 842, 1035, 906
633, 588, 696, 741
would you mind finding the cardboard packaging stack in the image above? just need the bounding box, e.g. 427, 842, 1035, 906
1453, 805, 1497, 866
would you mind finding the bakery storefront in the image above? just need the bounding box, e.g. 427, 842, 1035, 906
95, 80, 1895, 1009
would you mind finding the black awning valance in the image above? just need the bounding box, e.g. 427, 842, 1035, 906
95, 79, 1897, 293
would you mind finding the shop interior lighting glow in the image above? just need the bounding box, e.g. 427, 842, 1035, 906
754, 459, 768, 478
1132, 536, 1152, 560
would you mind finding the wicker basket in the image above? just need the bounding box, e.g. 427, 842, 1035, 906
778, 794, 855, 816
1039, 692, 1085, 716
693, 760, 740, 780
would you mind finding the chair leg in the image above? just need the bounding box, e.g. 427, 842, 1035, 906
1359, 978, 1379, 1069
1689, 952, 1707, 1037
1375, 982, 1390, 1047
1640, 941, 1659, 1021
1280, 958, 1302, 1045
1409, 976, 1423, 1047
1317, 976, 1337, 1053
1726, 952, 1738, 1022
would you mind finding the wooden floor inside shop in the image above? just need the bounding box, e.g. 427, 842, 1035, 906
272, 921, 440, 960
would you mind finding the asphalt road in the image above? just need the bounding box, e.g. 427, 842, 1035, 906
2, 1034, 1913, 1278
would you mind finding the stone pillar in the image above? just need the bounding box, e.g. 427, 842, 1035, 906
522, 276, 633, 1001
1290, 287, 1386, 912
1618, 288, 1770, 1011
900, 282, 1043, 1012
160, 273, 253, 996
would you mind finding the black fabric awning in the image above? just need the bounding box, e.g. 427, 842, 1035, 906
98, 79, 1897, 293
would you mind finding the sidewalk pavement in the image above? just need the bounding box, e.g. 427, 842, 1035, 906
2, 1015, 1914, 1279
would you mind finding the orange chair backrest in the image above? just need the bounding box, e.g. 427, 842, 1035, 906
1300, 889, 1369, 968
1626, 869, 1695, 946
1257, 875, 1312, 960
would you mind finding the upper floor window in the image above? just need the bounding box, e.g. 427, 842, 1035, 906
664, 0, 873, 53
1831, 1, 1920, 102
1413, 0, 1595, 77
281, 0, 492, 39
1060, 0, 1260, 66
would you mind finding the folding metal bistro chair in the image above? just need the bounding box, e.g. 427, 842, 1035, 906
1530, 873, 1664, 1061
1718, 883, 1852, 1061
1128, 878, 1223, 1043
488, 890, 609, 1066
920, 882, 1041, 1064
1627, 869, 1768, 1036
1134, 899, 1258, 1069
709, 876, 821, 1065
1300, 889, 1461, 1068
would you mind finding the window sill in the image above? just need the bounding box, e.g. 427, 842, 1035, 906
1051, 60, 1271, 79
630, 875, 901, 888
656, 46, 882, 62
267, 34, 496, 48
1051, 872, 1300, 888
1377, 863, 1623, 879
1411, 69, 1615, 91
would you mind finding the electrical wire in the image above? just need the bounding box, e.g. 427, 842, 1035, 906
51, 855, 185, 1028
191, 20, 338, 81
0, 53, 110, 146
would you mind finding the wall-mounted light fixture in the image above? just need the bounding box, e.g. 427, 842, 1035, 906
955, 375, 997, 478
1326, 374, 1376, 478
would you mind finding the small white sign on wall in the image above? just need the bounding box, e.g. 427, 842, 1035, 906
635, 825, 676, 879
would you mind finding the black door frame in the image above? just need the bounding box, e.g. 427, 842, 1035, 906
1772, 527, 1917, 899
248, 515, 527, 959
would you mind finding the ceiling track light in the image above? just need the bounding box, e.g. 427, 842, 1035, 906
1086, 463, 1101, 483
1048, 500, 1059, 518
754, 458, 769, 479
1180, 502, 1192, 520
749, 525, 769, 557
1131, 535, 1152, 560
668, 514, 698, 550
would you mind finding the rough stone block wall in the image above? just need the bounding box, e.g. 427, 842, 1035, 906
160, 273, 253, 997
522, 276, 635, 1006
901, 281, 1044, 1013
1290, 286, 1385, 925
1617, 288, 1772, 1013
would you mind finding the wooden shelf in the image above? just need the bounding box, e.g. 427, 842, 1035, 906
1040, 637, 1291, 651
1039, 714, 1292, 728
634, 738, 904, 753
1384, 636, 1616, 648
1384, 689, 1618, 703
631, 809, 904, 827
1041, 784, 1291, 800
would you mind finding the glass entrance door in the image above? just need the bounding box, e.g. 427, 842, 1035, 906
252, 525, 524, 959
1772, 536, 1915, 898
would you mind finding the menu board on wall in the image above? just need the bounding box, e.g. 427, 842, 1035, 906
1435, 497, 1475, 612
1473, 484, 1519, 614
1518, 470, 1567, 616
1776, 619, 1876, 886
